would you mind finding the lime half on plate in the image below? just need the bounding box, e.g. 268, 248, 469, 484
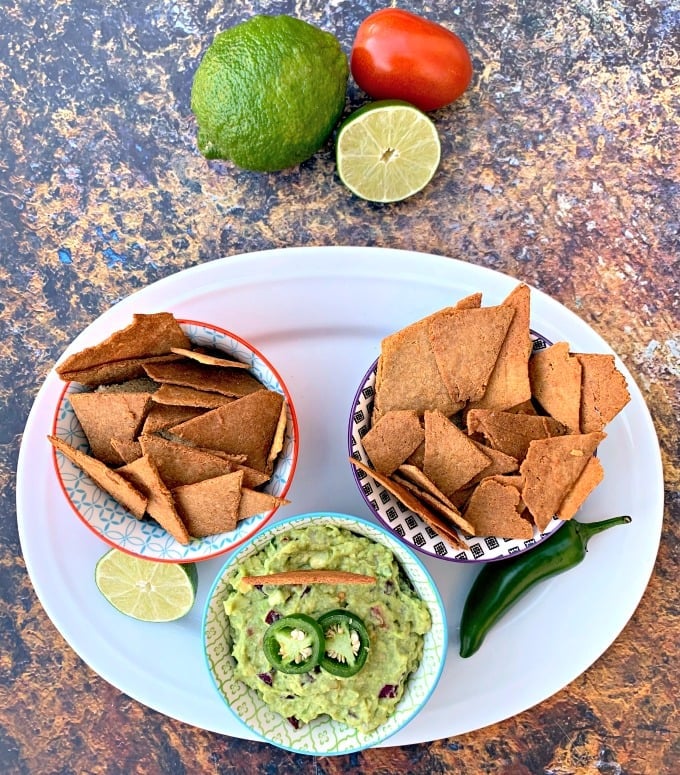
95, 548, 198, 622
336, 100, 441, 203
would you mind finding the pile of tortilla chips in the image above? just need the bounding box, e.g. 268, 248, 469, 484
351, 285, 630, 549
49, 313, 290, 545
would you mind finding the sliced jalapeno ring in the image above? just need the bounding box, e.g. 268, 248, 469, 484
318, 609, 370, 677
263, 613, 324, 674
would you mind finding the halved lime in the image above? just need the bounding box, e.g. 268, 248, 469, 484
336, 100, 441, 203
94, 549, 198, 622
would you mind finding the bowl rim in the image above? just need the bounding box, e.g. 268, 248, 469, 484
202, 510, 448, 756
347, 330, 567, 564
50, 318, 299, 563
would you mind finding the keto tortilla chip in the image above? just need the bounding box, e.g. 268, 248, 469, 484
529, 342, 582, 433
520, 432, 605, 531
463, 478, 533, 539
169, 390, 284, 472
469, 284, 533, 411
59, 354, 181, 387
467, 440, 519, 486
173, 470, 244, 537
143, 360, 262, 397
69, 391, 152, 466
423, 410, 491, 497
466, 409, 567, 462
428, 306, 515, 403
48, 435, 147, 519
110, 436, 143, 464
575, 353, 631, 433
169, 347, 251, 368
238, 488, 290, 521
117, 455, 190, 544
349, 457, 468, 550
373, 308, 464, 420
141, 404, 206, 436
151, 383, 235, 409
454, 292, 483, 310
557, 456, 605, 520
56, 313, 190, 378
241, 570, 376, 587
267, 402, 288, 472
361, 410, 424, 475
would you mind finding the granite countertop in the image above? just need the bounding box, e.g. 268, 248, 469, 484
1, 0, 678, 772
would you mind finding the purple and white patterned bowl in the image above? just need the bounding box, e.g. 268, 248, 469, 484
348, 331, 565, 563
51, 319, 299, 563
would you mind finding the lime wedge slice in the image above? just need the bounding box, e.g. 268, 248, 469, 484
336, 100, 441, 203
94, 549, 198, 622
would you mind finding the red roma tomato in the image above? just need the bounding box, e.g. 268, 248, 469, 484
350, 8, 473, 112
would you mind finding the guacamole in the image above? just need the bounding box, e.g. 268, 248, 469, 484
222, 524, 432, 733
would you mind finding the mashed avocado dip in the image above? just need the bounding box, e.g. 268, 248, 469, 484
222, 524, 432, 733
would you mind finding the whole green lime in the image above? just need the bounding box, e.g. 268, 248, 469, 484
191, 15, 349, 172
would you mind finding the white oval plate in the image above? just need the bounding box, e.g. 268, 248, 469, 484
16, 247, 663, 744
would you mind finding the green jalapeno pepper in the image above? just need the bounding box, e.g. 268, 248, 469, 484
459, 515, 632, 658
263, 613, 324, 674
318, 610, 370, 677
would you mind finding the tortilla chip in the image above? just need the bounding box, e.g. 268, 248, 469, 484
349, 457, 468, 550
575, 353, 631, 433
143, 360, 263, 398
241, 570, 376, 587
172, 470, 244, 537
110, 436, 143, 464
520, 432, 605, 531
463, 478, 533, 539
455, 292, 483, 310
469, 284, 533, 411
529, 342, 582, 433
361, 410, 424, 475
267, 402, 288, 472
169, 390, 284, 472
557, 456, 605, 520
151, 383, 235, 409
59, 354, 181, 387
428, 306, 515, 403
405, 440, 425, 469
169, 347, 251, 369
117, 455, 190, 544
373, 308, 464, 420
237, 488, 290, 521
69, 391, 152, 466
423, 410, 491, 496
467, 440, 519, 485
48, 435, 147, 519
141, 404, 206, 436
466, 409, 567, 462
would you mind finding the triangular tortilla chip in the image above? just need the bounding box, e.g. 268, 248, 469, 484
361, 410, 424, 475
48, 435, 147, 518
169, 390, 284, 472
69, 391, 152, 466
469, 284, 533, 411
466, 409, 567, 462
467, 440, 519, 486
556, 456, 605, 520
463, 478, 533, 539
117, 456, 190, 544
520, 432, 605, 531
237, 488, 290, 521
143, 360, 262, 397
169, 347, 251, 368
141, 404, 206, 436
528, 342, 582, 433
454, 292, 483, 310
349, 457, 468, 549
110, 437, 143, 464
575, 353, 631, 433
267, 402, 288, 472
172, 470, 244, 537
59, 354, 180, 387
56, 313, 190, 377
373, 308, 464, 420
151, 383, 235, 409
423, 410, 491, 496
428, 306, 515, 403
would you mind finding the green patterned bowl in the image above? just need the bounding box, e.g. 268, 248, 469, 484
202, 512, 448, 755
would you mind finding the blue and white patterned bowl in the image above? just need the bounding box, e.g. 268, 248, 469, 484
348, 331, 565, 564
203, 512, 447, 755
51, 320, 299, 563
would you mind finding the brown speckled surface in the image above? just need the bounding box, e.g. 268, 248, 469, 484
1, 0, 678, 772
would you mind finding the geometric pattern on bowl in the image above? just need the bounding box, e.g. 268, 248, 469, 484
202, 512, 448, 755
347, 331, 564, 563
51, 320, 299, 563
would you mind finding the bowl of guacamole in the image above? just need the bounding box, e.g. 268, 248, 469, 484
203, 512, 447, 755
